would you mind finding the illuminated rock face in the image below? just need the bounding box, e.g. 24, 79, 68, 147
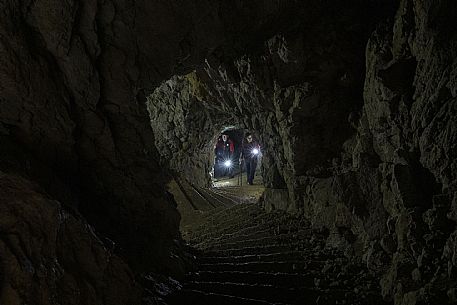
1, 0, 457, 304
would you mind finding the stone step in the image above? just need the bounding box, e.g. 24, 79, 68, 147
198, 260, 327, 273
199, 244, 303, 256
208, 188, 244, 204
190, 205, 263, 234
190, 226, 273, 245
200, 205, 291, 226
197, 187, 237, 207
203, 199, 258, 214
199, 246, 341, 259
196, 251, 308, 264
171, 185, 391, 305
197, 206, 264, 227
201, 201, 257, 218
189, 270, 317, 287
188, 269, 365, 291
166, 288, 290, 305
176, 178, 217, 211
189, 222, 270, 245
185, 281, 355, 305
197, 230, 312, 251
191, 216, 310, 245
191, 214, 309, 241
211, 188, 256, 203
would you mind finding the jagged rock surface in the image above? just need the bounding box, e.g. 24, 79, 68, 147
0, 171, 141, 305
147, 73, 231, 187
363, 1, 457, 303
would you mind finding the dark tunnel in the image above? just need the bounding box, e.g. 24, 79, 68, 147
1, 0, 457, 305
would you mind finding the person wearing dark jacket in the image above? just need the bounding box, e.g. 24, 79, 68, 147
239, 133, 260, 185
214, 134, 235, 178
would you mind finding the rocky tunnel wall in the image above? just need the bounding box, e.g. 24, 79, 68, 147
146, 73, 244, 187
145, 1, 457, 303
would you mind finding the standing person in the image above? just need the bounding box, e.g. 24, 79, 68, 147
214, 134, 235, 178
239, 133, 260, 185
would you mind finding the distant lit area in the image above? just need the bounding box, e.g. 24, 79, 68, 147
211, 129, 262, 186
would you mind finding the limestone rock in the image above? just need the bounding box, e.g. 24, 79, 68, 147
0, 172, 141, 305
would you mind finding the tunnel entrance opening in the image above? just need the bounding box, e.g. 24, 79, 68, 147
211, 128, 263, 188
165, 126, 266, 241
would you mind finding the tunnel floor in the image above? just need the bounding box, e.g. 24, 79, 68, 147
166, 178, 390, 305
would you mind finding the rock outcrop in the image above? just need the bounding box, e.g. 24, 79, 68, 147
0, 0, 185, 276
0, 171, 141, 305
363, 1, 457, 303
147, 73, 229, 187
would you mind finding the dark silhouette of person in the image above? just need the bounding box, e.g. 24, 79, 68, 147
239, 133, 260, 185
214, 134, 235, 178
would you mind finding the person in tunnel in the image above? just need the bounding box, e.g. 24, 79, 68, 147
214, 134, 235, 178
239, 133, 260, 185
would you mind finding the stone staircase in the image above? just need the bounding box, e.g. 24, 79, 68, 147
166, 186, 390, 305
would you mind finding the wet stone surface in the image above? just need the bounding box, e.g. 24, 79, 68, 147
165, 185, 391, 305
